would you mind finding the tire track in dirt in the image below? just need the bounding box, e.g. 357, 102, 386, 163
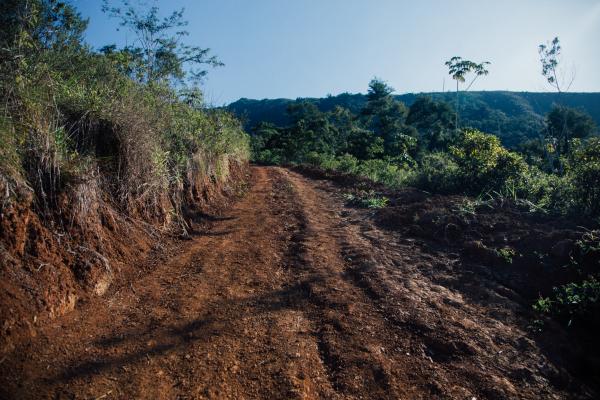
278, 168, 591, 399
1, 167, 341, 399
279, 168, 421, 399
0, 166, 593, 399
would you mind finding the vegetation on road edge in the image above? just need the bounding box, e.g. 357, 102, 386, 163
1, 0, 250, 229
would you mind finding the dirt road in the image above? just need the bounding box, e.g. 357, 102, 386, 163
0, 166, 591, 399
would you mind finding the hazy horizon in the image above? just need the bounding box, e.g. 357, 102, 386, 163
77, 0, 600, 105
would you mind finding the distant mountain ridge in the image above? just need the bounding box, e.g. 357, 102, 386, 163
227, 91, 600, 147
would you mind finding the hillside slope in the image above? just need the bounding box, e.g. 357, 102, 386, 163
228, 91, 600, 147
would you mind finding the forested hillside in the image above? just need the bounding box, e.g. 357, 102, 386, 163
241, 78, 599, 217
229, 91, 600, 147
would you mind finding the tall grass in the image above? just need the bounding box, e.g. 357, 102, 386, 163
0, 28, 249, 231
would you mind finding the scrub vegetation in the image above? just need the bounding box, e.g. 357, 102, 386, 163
0, 0, 249, 221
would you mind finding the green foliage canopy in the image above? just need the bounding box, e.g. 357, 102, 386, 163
101, 0, 223, 84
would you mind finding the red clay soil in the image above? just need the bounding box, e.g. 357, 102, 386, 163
0, 166, 596, 399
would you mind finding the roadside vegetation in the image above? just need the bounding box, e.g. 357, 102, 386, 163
0, 0, 249, 230
250, 75, 598, 219
533, 229, 600, 328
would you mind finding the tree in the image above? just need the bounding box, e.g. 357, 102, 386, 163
363, 79, 395, 114
1, 0, 90, 115
285, 101, 336, 158
361, 79, 415, 158
1, 0, 88, 51
546, 106, 596, 157
327, 106, 357, 154
101, 0, 223, 84
406, 96, 455, 152
538, 37, 582, 169
1, 0, 89, 81
444, 57, 490, 129
250, 122, 284, 164
539, 37, 574, 93
346, 128, 384, 160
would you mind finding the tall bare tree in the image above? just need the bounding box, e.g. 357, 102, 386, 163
539, 37, 575, 94
538, 37, 581, 164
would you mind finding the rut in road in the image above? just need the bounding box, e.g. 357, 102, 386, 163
1, 166, 587, 399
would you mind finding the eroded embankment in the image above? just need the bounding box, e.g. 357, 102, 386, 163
1, 166, 596, 399
0, 159, 248, 355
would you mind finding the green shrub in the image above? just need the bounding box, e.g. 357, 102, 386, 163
411, 152, 460, 193
576, 229, 600, 256
254, 149, 282, 165
450, 129, 527, 195
496, 246, 516, 264
299, 152, 411, 188
357, 159, 410, 187
534, 230, 600, 327
411, 130, 529, 197
335, 153, 359, 174
304, 151, 338, 170
518, 166, 571, 213
534, 277, 600, 327
569, 138, 600, 216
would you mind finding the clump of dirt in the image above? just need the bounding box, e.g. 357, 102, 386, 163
375, 190, 594, 294
375, 192, 600, 385
0, 161, 249, 354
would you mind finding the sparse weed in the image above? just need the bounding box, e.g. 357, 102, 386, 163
344, 190, 389, 209
453, 199, 479, 217
453, 196, 493, 218
534, 277, 600, 327
496, 246, 516, 264
533, 297, 553, 314
576, 229, 600, 255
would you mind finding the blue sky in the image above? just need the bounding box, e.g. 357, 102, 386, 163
76, 0, 600, 105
